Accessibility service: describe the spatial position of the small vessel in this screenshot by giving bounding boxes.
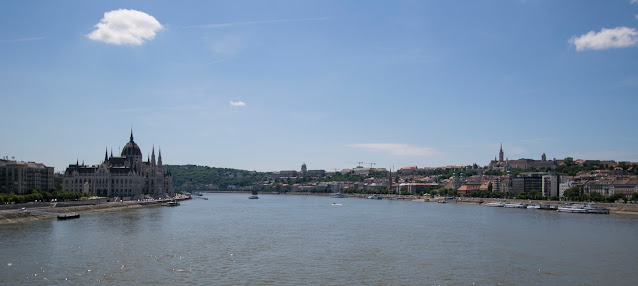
[582,204,610,214]
[165,201,180,207]
[539,204,558,210]
[526,204,541,209]
[331,202,342,206]
[57,213,80,220]
[485,202,505,207]
[248,195,259,199]
[557,204,587,213]
[504,203,527,208]
[437,200,447,203]
[558,204,609,214]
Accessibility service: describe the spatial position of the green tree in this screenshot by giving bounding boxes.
[563,157,574,166]
[563,186,580,200]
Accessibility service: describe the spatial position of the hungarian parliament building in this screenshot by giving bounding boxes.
[63,132,174,199]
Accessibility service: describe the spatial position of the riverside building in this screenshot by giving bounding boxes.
[0,159,55,194]
[62,132,174,199]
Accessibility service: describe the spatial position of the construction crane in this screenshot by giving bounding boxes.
[345,161,365,168]
[368,163,376,169]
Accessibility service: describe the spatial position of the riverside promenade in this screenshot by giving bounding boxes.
[280,192,638,215]
[0,195,191,224]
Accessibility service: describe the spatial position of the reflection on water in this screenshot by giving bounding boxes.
[1,193,637,285]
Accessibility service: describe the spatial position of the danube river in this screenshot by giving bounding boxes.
[1,193,637,285]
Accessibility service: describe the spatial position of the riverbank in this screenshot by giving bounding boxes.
[0,196,191,225]
[278,192,638,215]
[428,196,638,215]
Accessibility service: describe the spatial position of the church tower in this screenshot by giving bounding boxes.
[499,143,504,162]
[301,162,307,175]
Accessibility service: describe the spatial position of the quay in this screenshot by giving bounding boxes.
[0,194,191,224]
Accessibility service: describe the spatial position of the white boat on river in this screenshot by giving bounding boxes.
[486,202,505,207]
[504,203,526,208]
[557,204,609,214]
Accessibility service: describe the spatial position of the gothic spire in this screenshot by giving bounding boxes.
[158,148,163,166]
[105,147,108,163]
[151,145,156,166]
[130,129,134,142]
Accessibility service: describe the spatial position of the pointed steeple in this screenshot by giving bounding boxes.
[151,145,156,166]
[498,142,504,162]
[130,129,134,142]
[105,147,109,163]
[110,148,113,158]
[158,148,163,166]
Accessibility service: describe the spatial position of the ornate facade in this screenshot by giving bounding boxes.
[63,132,173,199]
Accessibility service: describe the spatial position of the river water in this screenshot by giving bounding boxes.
[1,193,637,285]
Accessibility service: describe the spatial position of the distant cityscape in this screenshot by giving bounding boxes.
[2,139,638,202]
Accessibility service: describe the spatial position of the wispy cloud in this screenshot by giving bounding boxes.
[188,17,328,29]
[0,36,46,43]
[88,9,163,46]
[632,0,638,4]
[347,143,440,157]
[229,101,246,107]
[569,27,638,51]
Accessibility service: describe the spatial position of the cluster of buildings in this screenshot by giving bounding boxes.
[272,163,326,178]
[3,140,637,200]
[0,159,55,194]
[453,145,638,198]
[1,132,174,199]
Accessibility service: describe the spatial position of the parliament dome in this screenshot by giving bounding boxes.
[121,132,142,157]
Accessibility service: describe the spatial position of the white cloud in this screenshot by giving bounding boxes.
[569,27,638,51]
[229,101,246,107]
[347,143,440,157]
[88,9,163,46]
[632,0,638,4]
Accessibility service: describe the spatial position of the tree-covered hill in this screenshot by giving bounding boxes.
[164,165,270,190]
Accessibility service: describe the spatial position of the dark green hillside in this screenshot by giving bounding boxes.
[165,165,269,190]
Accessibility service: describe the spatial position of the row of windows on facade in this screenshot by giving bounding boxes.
[65,178,140,184]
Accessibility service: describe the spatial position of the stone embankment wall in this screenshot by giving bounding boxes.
[0,201,156,224]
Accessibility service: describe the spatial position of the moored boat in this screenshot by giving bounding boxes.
[165,201,180,207]
[504,203,527,208]
[57,213,80,220]
[583,204,610,214]
[248,195,259,199]
[539,204,557,210]
[485,202,505,207]
[557,204,587,213]
[526,204,540,209]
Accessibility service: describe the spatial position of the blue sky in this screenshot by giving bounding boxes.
[1,0,638,172]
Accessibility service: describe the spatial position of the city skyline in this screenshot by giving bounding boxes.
[2,1,638,172]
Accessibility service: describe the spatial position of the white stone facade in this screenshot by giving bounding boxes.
[63,132,173,199]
